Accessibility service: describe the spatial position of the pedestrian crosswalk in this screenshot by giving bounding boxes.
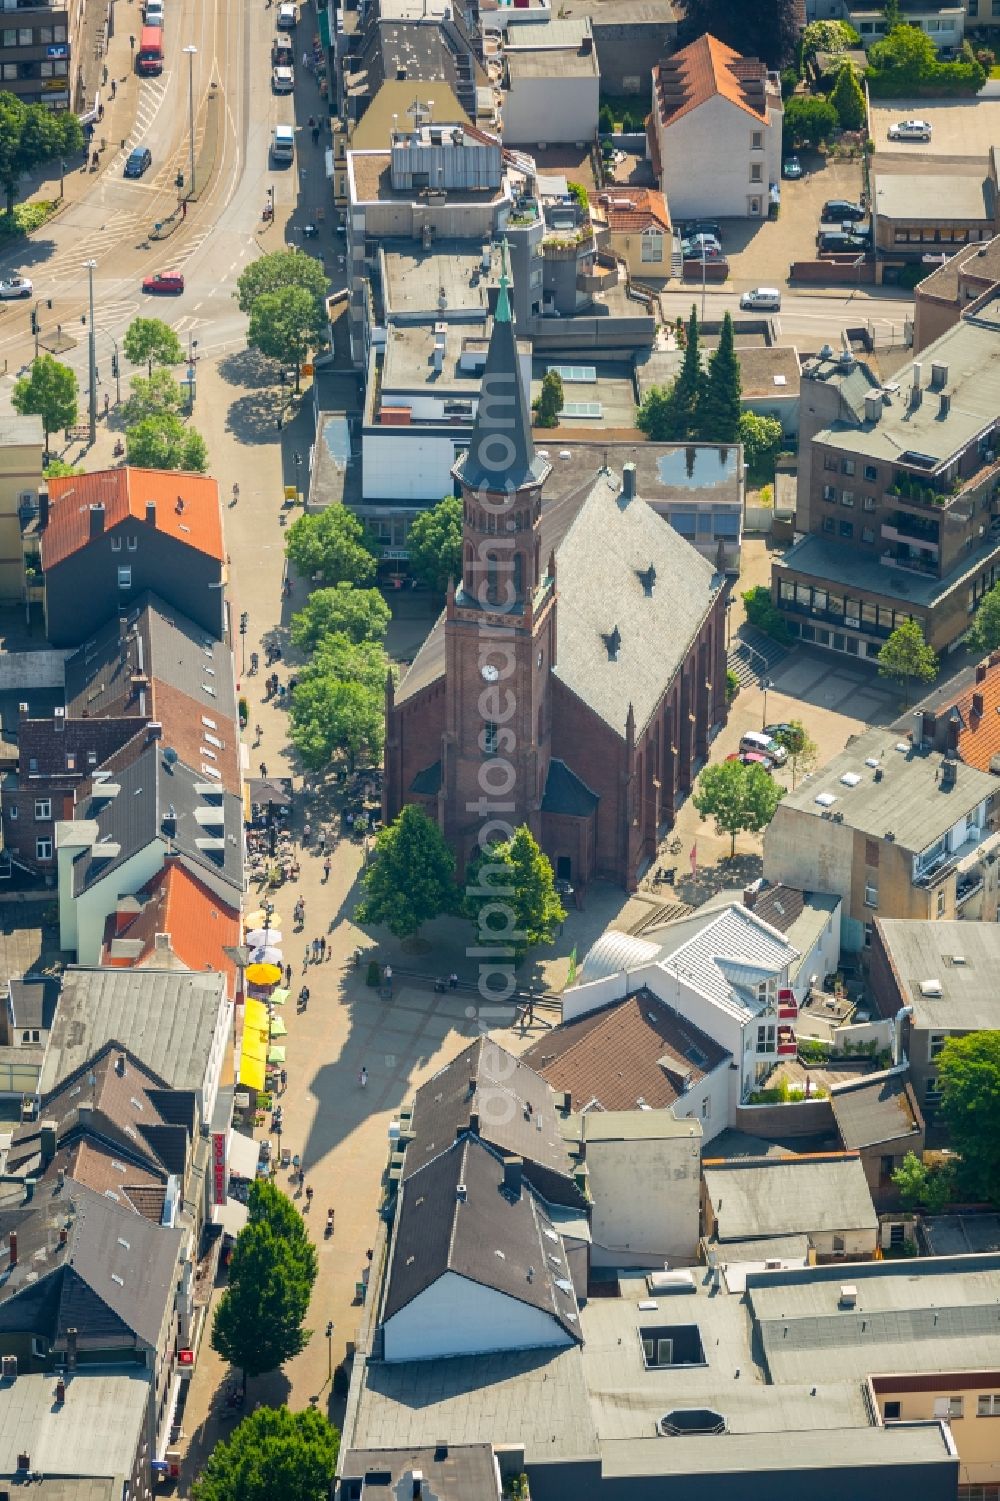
[107,75,172,176]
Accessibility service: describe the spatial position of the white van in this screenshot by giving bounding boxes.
[272,125,295,163]
[739,286,781,311]
[739,729,787,764]
[144,0,164,21]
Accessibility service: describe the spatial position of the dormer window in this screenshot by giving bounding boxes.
[603,626,622,661]
[638,564,656,596]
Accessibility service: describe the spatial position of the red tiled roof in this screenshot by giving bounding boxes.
[944,655,1000,773]
[43,467,224,570]
[102,861,239,992]
[597,187,671,234]
[521,990,729,1111]
[653,33,769,129]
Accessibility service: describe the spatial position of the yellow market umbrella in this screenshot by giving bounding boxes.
[267,1044,286,1064]
[247,962,282,986]
[269,988,289,1006]
[269,1016,288,1037]
[245,909,275,928]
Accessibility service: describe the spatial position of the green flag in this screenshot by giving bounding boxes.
[566,946,578,987]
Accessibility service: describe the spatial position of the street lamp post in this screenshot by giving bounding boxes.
[325,1321,334,1383]
[109,334,121,406]
[59,160,65,199]
[183,45,197,199]
[761,677,774,731]
[84,259,97,446]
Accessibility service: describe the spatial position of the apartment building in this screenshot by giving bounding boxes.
[0,0,77,111]
[914,236,1000,352]
[0,415,42,606]
[774,297,1000,660]
[763,726,1000,953]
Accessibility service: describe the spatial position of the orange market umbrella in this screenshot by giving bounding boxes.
[246,962,282,986]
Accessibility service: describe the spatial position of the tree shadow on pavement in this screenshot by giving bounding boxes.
[673,851,762,907]
[225,389,287,445]
[218,347,277,389]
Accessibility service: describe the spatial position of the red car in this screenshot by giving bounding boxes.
[142,269,184,294]
[726,750,774,771]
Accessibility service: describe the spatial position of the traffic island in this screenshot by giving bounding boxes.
[149,83,222,239]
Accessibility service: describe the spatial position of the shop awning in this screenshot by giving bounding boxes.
[318,5,331,49]
[268,1044,286,1064]
[238,1050,265,1091]
[212,1198,249,1237]
[238,999,270,1089]
[228,1129,260,1180]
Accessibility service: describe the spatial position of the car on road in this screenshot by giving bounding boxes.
[739,286,781,311]
[272,124,295,163]
[0,274,31,299]
[888,118,932,141]
[124,146,152,178]
[272,65,294,92]
[740,729,787,765]
[142,268,184,294]
[272,36,293,64]
[277,2,297,27]
[681,239,723,260]
[782,155,803,179]
[821,198,865,223]
[144,0,164,24]
[726,751,774,771]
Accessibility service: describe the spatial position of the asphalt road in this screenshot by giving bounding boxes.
[0,0,346,402]
[658,283,915,350]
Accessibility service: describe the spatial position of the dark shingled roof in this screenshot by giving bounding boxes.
[829,1070,922,1151]
[540,759,599,818]
[383,1135,581,1342]
[403,1036,585,1208]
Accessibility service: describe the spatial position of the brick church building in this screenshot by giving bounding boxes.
[383,271,728,890]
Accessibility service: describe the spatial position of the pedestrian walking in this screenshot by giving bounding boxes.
[104,393,110,418]
[448,972,458,990]
[318,830,326,854]
[323,855,331,882]
[359,1066,368,1088]
[110,78,117,99]
[383,964,393,984]
[311,124,320,145]
[232,481,239,504]
[259,761,268,779]
[319,936,326,961]
[305,1184,313,1206]
[285,962,292,987]
[280,1067,288,1091]
[255,723,263,747]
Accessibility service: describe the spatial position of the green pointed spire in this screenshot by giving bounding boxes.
[495,238,511,324]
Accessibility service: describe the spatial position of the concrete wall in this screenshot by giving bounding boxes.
[362,428,465,502]
[381,1269,574,1362]
[593,20,676,98]
[656,94,781,221]
[764,808,856,937]
[586,1127,701,1266]
[791,908,841,1003]
[733,1098,835,1138]
[502,72,600,147]
[872,1378,1000,1484]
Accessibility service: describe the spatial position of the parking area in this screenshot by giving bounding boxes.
[870,96,1000,157]
[694,154,865,290]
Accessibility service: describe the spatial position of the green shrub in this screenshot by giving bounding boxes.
[742,584,793,646]
[0,200,57,239]
[725,669,740,705]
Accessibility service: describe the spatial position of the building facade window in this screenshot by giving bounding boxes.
[884,1402,901,1420]
[864,464,878,482]
[751,130,763,150]
[750,163,762,183]
[864,883,878,908]
[35,838,52,861]
[839,520,853,538]
[977,1395,1000,1416]
[118,567,132,589]
[34,799,51,820]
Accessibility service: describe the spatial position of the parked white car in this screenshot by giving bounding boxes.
[888,118,932,141]
[272,65,294,92]
[0,274,32,299]
[739,286,781,311]
[277,2,297,27]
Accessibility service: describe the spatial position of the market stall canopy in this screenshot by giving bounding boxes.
[267,1044,286,1064]
[212,1198,249,1237]
[238,998,270,1090]
[249,947,282,966]
[269,987,289,1006]
[228,1129,261,1180]
[245,909,276,928]
[246,962,282,986]
[246,927,282,947]
[269,1016,288,1037]
[249,777,293,807]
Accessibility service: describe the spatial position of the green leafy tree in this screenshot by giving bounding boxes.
[125,412,208,472]
[244,1180,316,1278]
[671,305,706,441]
[289,673,384,772]
[290,584,390,650]
[463,825,565,958]
[742,583,792,645]
[801,19,862,60]
[11,354,77,447]
[310,632,391,696]
[235,247,328,317]
[882,0,901,26]
[598,102,615,135]
[773,719,818,789]
[783,94,839,147]
[247,285,326,392]
[636,384,679,443]
[869,21,937,79]
[211,1204,316,1392]
[830,62,866,129]
[121,366,183,426]
[285,504,376,587]
[356,804,456,938]
[692,758,786,858]
[967,581,1000,653]
[534,369,564,429]
[192,1406,339,1501]
[406,494,463,593]
[892,1150,955,1213]
[739,410,784,485]
[700,313,742,444]
[123,317,185,379]
[877,618,938,706]
[42,459,82,479]
[0,93,82,213]
[937,1032,1000,1205]
[681,0,801,68]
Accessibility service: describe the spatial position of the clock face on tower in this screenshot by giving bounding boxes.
[481,663,500,682]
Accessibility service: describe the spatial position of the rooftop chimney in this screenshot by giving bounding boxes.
[66,1327,77,1369]
[147,721,163,744]
[145,500,157,526]
[977,660,989,683]
[503,1155,522,1200]
[621,462,637,502]
[39,1119,57,1165]
[55,1377,65,1404]
[412,1475,424,1500]
[973,691,985,717]
[88,503,105,538]
[930,361,948,389]
[9,1231,17,1268]
[468,1110,480,1135]
[39,492,49,529]
[910,363,923,409]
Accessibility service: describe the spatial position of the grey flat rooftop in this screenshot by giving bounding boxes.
[540,440,741,508]
[922,1213,1000,1255]
[503,16,593,49]
[506,46,599,78]
[874,170,993,223]
[351,1345,598,1461]
[776,529,1000,610]
[873,917,1000,1030]
[0,414,43,446]
[749,1257,1000,1384]
[703,1154,876,1241]
[917,234,1000,304]
[772,725,998,855]
[338,1444,499,1501]
[0,1367,150,1477]
[810,296,1000,462]
[40,964,226,1094]
[599,1423,956,1479]
[530,363,637,432]
[381,241,499,320]
[829,1069,921,1150]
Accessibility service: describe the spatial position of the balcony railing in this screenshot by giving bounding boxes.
[914,833,984,887]
[880,522,938,551]
[878,549,939,579]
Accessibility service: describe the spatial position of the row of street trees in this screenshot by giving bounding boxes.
[235,248,329,391]
[356,805,565,954]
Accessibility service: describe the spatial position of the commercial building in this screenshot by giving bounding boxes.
[0,0,76,111]
[774,299,1000,660]
[872,154,997,263]
[648,33,783,221]
[702,1152,879,1260]
[763,726,1000,952]
[501,18,600,147]
[870,916,1000,1120]
[914,235,1000,352]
